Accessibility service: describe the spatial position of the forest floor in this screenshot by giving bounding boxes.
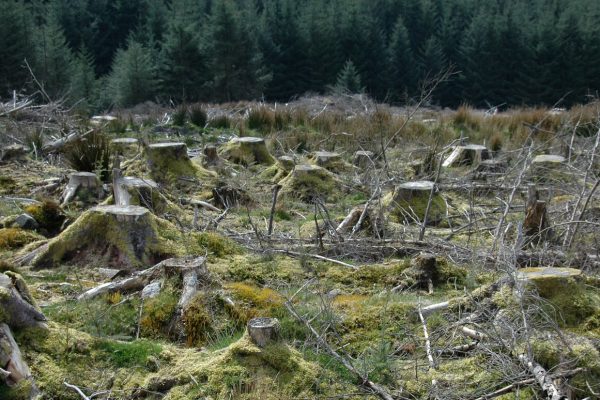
[0,95,599,400]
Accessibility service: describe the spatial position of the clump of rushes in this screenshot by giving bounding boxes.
[209,114,231,129]
[172,104,188,126]
[63,130,111,181]
[247,106,275,133]
[189,103,207,127]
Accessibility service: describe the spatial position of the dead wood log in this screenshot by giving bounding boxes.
[336,206,366,234]
[267,184,282,236]
[0,323,40,397]
[247,317,280,348]
[442,144,490,168]
[0,273,47,330]
[518,354,567,400]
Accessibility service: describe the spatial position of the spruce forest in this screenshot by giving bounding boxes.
[2,0,600,108]
[2,1,600,400]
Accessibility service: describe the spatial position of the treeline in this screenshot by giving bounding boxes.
[1,0,600,111]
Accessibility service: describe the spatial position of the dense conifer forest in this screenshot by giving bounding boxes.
[1,0,600,109]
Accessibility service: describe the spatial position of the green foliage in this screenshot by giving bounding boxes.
[140,283,179,337]
[108,36,156,107]
[0,228,43,250]
[0,0,34,96]
[247,106,275,133]
[94,339,162,368]
[209,114,231,129]
[332,60,363,94]
[24,199,65,235]
[62,131,111,181]
[172,104,188,126]
[196,231,240,258]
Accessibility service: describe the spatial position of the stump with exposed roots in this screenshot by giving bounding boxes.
[389,180,447,225]
[60,172,104,206]
[28,205,183,269]
[247,317,280,347]
[442,144,490,168]
[260,155,296,183]
[219,137,275,166]
[145,142,215,183]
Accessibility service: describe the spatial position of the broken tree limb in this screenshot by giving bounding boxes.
[518,354,566,400]
[267,184,282,236]
[0,323,40,397]
[336,206,365,234]
[418,305,436,369]
[284,300,395,400]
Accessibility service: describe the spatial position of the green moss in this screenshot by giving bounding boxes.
[196,232,241,258]
[219,138,275,166]
[279,165,342,202]
[385,190,447,226]
[0,228,44,250]
[141,281,179,337]
[225,282,285,325]
[23,199,65,235]
[182,292,213,346]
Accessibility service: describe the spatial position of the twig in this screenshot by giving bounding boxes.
[63,381,91,400]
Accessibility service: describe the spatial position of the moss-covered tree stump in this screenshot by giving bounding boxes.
[530,154,567,182]
[279,164,341,202]
[442,144,490,168]
[30,205,183,269]
[202,145,222,167]
[145,142,215,183]
[260,155,296,183]
[311,151,351,172]
[114,176,165,213]
[0,144,28,162]
[110,138,139,157]
[219,137,275,166]
[60,172,104,205]
[389,181,446,225]
[0,323,39,395]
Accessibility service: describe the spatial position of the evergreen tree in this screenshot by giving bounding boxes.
[69,46,97,110]
[388,16,416,100]
[159,23,206,102]
[333,60,363,94]
[35,13,76,99]
[0,0,34,96]
[203,0,271,101]
[108,37,157,107]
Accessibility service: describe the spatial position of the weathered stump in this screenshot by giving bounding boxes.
[202,145,221,167]
[279,164,341,202]
[114,176,165,213]
[247,317,280,348]
[442,144,490,168]
[353,150,376,168]
[145,142,215,183]
[110,138,139,156]
[0,145,28,162]
[220,137,275,166]
[260,155,296,183]
[0,272,47,330]
[392,253,438,293]
[212,182,254,209]
[523,186,550,244]
[30,205,177,269]
[390,181,446,225]
[61,171,104,205]
[530,154,567,182]
[312,151,350,172]
[277,156,295,171]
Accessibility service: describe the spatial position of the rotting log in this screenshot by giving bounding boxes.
[518,354,566,400]
[247,317,280,348]
[336,206,366,234]
[60,171,103,206]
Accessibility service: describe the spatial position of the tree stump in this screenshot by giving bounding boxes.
[220,137,275,166]
[523,186,549,244]
[353,150,376,168]
[475,159,507,174]
[145,142,215,183]
[392,253,438,293]
[530,154,567,182]
[202,145,221,167]
[0,144,28,162]
[110,138,139,156]
[277,156,295,171]
[114,176,165,213]
[442,144,490,168]
[312,151,350,172]
[61,171,104,206]
[0,272,47,330]
[30,205,178,269]
[247,317,280,348]
[390,181,446,225]
[279,164,341,202]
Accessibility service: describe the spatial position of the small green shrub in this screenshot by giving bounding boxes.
[189,103,207,127]
[0,228,43,250]
[24,199,65,235]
